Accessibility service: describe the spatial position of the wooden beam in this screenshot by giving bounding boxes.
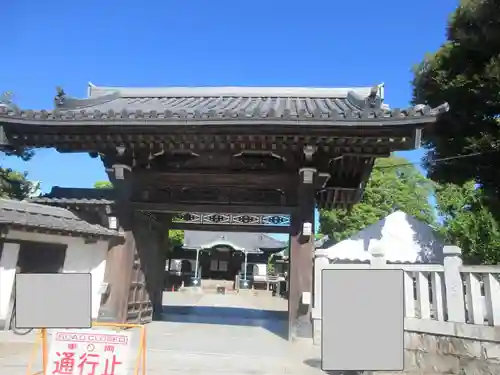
[169,222,291,234]
[133,171,297,188]
[132,202,297,214]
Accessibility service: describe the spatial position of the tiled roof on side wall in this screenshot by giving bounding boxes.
[0,199,120,238]
[29,187,115,205]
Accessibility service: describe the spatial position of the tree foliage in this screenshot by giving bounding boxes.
[168,229,184,248]
[319,155,500,264]
[0,149,39,200]
[435,181,500,265]
[93,181,113,189]
[319,156,435,243]
[412,0,500,214]
[0,168,40,200]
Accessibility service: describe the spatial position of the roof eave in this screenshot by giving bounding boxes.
[0,115,442,128]
[28,198,114,207]
[5,223,122,240]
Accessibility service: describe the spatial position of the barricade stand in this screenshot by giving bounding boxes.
[25,322,147,375]
[25,329,45,375]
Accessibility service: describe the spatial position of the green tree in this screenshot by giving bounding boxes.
[412,0,500,215]
[0,147,39,200]
[0,93,38,200]
[94,181,113,189]
[167,229,184,248]
[0,168,39,200]
[435,181,500,265]
[93,181,184,250]
[319,156,435,243]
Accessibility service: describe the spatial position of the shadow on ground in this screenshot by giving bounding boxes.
[161,305,289,340]
[304,358,368,375]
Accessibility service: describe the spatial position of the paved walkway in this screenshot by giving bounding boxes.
[0,291,325,375]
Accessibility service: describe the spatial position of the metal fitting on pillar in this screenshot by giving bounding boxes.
[112,164,132,180]
[303,145,317,162]
[302,221,313,238]
[299,167,317,184]
[116,145,126,156]
[108,216,118,230]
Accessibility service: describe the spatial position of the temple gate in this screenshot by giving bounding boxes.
[0,84,447,339]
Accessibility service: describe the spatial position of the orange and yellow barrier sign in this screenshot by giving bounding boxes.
[26,322,146,375]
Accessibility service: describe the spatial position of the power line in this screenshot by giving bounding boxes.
[373,150,498,170]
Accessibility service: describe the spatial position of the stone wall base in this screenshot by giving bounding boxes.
[401,331,500,374]
[311,320,500,374]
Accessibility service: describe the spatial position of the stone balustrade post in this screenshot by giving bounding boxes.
[443,245,465,323]
[369,241,387,267]
[312,249,330,346]
[313,249,330,312]
[483,272,500,326]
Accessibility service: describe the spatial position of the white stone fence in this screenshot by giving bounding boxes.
[312,245,500,343]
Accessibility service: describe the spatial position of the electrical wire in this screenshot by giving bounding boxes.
[373,149,499,170]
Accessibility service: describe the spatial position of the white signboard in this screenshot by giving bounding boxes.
[48,328,135,375]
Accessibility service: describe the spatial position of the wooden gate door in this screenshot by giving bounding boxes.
[126,250,153,324]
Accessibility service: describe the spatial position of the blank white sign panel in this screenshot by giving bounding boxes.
[321,269,404,372]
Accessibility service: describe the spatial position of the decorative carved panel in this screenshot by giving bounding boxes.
[172,212,291,227]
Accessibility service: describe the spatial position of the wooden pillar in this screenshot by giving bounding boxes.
[152,215,171,320]
[99,163,135,324]
[288,167,316,340]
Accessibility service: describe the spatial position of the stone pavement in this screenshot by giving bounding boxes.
[0,291,326,375]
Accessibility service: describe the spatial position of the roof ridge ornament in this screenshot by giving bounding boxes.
[87,82,96,98]
[346,84,384,110]
[377,82,385,100]
[0,91,19,112]
[368,85,378,99]
[54,86,66,107]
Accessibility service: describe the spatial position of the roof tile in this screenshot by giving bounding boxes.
[183,231,286,250]
[30,187,115,205]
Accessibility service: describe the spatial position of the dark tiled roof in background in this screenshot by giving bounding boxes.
[0,84,449,123]
[314,235,331,249]
[0,199,119,238]
[183,231,287,251]
[29,187,115,205]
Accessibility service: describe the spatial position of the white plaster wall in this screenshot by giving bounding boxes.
[5,230,109,320]
[62,239,108,319]
[0,242,20,322]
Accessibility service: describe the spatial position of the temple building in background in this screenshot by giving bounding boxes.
[167,231,286,287]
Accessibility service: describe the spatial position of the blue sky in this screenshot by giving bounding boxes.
[2,0,458,239]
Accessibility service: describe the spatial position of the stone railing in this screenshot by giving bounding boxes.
[313,245,500,328]
[312,245,500,374]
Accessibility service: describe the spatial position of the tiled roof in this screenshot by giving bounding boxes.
[314,235,331,248]
[0,198,119,238]
[183,231,287,251]
[30,187,115,205]
[0,84,449,125]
